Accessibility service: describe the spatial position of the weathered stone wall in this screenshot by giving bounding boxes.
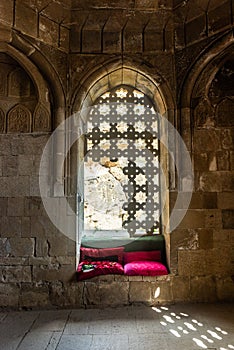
[0,0,233,308]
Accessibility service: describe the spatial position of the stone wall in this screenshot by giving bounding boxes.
[0,0,233,309]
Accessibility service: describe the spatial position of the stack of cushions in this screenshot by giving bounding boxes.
[77,245,168,281]
[77,247,124,281]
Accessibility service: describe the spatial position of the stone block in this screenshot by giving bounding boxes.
[0,216,21,237]
[30,216,57,238]
[55,256,75,266]
[103,31,122,53]
[39,15,59,46]
[96,275,115,283]
[20,283,50,308]
[2,266,31,283]
[177,210,205,229]
[0,198,7,216]
[190,276,217,302]
[0,283,20,307]
[186,14,206,44]
[33,264,75,283]
[0,156,2,176]
[0,136,11,156]
[7,197,24,216]
[10,136,25,155]
[36,238,48,257]
[123,30,142,52]
[171,229,199,252]
[178,250,206,276]
[63,282,84,307]
[198,172,222,192]
[15,2,37,37]
[0,176,30,197]
[2,156,18,176]
[30,176,40,196]
[18,155,34,175]
[198,228,213,249]
[0,0,13,26]
[218,192,234,209]
[84,281,129,307]
[204,209,222,229]
[144,30,163,52]
[208,1,231,34]
[222,209,234,229]
[70,24,82,52]
[21,217,31,237]
[48,235,68,256]
[129,281,152,303]
[129,276,143,281]
[0,256,29,265]
[171,276,190,302]
[114,275,129,282]
[202,192,217,209]
[213,229,230,245]
[216,276,234,301]
[23,134,49,155]
[0,238,11,256]
[8,237,34,257]
[49,280,84,307]
[24,197,44,216]
[152,280,173,304]
[82,29,102,53]
[143,276,158,282]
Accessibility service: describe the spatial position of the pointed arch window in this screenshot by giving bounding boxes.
[82,85,161,238]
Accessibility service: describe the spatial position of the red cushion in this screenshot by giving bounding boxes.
[77,260,124,281]
[123,250,161,264]
[124,261,168,276]
[80,247,124,264]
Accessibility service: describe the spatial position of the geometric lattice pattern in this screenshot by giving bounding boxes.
[86,86,160,236]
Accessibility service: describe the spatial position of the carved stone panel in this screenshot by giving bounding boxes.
[194,98,214,128]
[33,104,51,132]
[8,68,31,97]
[7,105,31,133]
[0,108,5,132]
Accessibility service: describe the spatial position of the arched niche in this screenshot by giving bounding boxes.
[0,51,50,133]
[0,36,66,193]
[69,59,176,269]
[71,58,175,116]
[179,32,234,150]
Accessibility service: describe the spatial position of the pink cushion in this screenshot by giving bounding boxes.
[80,247,124,264]
[77,260,124,281]
[123,250,161,264]
[124,261,168,276]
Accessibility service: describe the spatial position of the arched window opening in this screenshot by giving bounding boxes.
[80,85,161,240]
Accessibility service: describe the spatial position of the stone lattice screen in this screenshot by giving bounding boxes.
[84,86,161,237]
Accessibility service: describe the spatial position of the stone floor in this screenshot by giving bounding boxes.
[0,303,233,350]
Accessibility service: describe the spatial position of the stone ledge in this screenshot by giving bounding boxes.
[0,273,233,310]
